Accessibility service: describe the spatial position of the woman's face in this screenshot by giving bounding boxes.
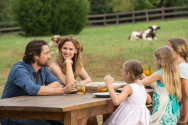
[61,41,78,60]
[153,55,160,70]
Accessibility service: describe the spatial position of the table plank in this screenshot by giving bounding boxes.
[0,110,64,120]
[0,93,113,112]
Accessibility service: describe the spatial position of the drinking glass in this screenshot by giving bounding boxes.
[76,83,86,95]
[98,84,107,92]
[142,64,151,76]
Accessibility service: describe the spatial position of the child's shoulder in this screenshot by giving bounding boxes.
[178,62,188,69]
[156,69,162,76]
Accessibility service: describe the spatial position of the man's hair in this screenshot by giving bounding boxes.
[23,39,48,64]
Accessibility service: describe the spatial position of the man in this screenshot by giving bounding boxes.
[1,39,75,125]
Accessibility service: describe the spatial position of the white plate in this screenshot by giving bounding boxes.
[93,92,119,97]
[117,88,123,92]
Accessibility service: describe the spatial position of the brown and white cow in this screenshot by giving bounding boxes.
[49,35,62,54]
[129,25,160,41]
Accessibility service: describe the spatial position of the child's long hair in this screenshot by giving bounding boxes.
[53,36,83,77]
[123,60,143,83]
[154,46,181,101]
[167,38,188,63]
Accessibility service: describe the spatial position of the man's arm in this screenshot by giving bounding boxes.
[37,82,76,95]
[46,81,62,88]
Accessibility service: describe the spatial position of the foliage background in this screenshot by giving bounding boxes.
[12,0,89,36]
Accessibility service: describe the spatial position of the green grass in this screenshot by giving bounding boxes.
[0,19,188,97]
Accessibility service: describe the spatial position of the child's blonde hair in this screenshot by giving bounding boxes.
[154,46,181,101]
[167,38,188,63]
[123,60,143,83]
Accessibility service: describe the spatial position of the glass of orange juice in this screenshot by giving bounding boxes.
[98,84,107,92]
[142,64,151,76]
[76,83,86,95]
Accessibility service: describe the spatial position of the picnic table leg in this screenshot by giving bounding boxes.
[103,113,112,122]
[64,111,77,125]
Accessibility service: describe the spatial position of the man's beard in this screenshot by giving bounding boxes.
[37,59,49,67]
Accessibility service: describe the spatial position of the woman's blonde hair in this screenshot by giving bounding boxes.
[53,35,83,77]
[154,46,181,101]
[167,38,188,63]
[123,60,143,83]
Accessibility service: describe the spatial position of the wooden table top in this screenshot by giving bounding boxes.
[0,93,113,113]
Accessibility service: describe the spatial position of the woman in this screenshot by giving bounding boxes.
[48,35,92,85]
[48,35,97,125]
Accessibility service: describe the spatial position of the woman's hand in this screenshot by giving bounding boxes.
[104,75,114,86]
[64,59,73,65]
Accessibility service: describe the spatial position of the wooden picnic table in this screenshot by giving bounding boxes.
[0,93,117,125]
[0,82,153,125]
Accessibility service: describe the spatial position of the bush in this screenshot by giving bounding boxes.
[13,0,89,36]
[0,0,15,22]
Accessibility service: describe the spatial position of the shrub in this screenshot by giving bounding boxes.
[13,0,89,36]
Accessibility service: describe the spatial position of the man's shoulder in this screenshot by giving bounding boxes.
[12,61,27,69]
[11,61,31,73]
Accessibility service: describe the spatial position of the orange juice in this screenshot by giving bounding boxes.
[142,64,151,76]
[98,85,107,92]
[143,70,151,76]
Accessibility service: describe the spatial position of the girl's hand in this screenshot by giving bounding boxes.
[104,75,114,86]
[177,118,187,124]
[64,59,73,65]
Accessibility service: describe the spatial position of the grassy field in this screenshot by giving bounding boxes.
[0,19,188,124]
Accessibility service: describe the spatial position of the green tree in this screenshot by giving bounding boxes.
[108,0,133,13]
[88,0,112,14]
[164,0,188,7]
[130,0,161,10]
[0,0,15,22]
[13,0,89,36]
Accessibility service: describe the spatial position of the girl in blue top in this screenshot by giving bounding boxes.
[140,46,181,125]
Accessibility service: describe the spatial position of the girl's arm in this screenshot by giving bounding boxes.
[104,75,132,106]
[146,92,152,104]
[48,63,67,85]
[140,72,160,89]
[79,67,92,84]
[181,78,188,123]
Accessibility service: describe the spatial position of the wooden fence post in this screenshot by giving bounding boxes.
[162,7,164,20]
[132,11,135,23]
[104,13,106,27]
[146,11,149,21]
[0,22,1,37]
[116,14,119,25]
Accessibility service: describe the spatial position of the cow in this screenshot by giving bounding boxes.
[49,35,62,54]
[129,25,160,41]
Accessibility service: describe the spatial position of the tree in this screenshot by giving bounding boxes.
[108,0,133,13]
[130,0,161,10]
[0,0,15,22]
[88,0,112,14]
[13,0,89,36]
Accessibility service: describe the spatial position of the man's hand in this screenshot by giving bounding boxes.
[63,81,76,94]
